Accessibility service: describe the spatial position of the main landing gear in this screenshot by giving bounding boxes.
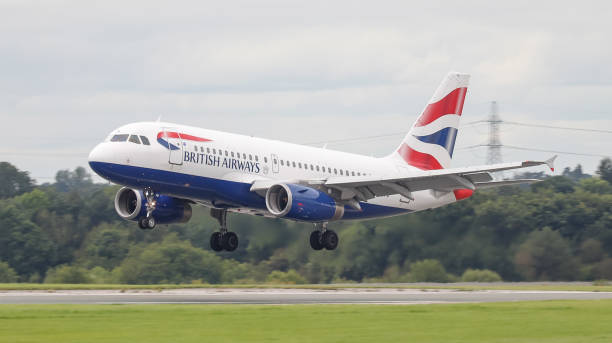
[138,187,158,230]
[310,222,338,251]
[209,209,239,252]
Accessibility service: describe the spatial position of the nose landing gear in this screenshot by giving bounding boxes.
[209,209,239,252]
[138,187,158,230]
[310,222,338,251]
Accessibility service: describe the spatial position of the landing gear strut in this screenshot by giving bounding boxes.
[139,187,158,230]
[209,209,239,252]
[310,222,338,250]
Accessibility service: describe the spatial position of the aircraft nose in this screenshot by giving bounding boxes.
[88,143,114,178]
[88,143,106,163]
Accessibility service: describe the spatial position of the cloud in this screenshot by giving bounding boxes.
[0,0,610,181]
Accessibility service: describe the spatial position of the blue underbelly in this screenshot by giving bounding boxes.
[89,161,409,220]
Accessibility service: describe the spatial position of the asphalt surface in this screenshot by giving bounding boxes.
[2,288,612,305]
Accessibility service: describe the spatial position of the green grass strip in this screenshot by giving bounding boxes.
[0,300,611,342]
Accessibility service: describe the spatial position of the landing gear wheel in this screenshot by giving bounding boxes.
[222,232,239,252]
[322,230,338,250]
[309,231,324,250]
[210,232,223,252]
[138,218,148,230]
[138,217,156,230]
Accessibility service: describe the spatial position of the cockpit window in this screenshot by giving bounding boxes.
[140,136,150,145]
[111,134,129,142]
[128,135,141,144]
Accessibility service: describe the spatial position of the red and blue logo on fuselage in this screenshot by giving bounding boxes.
[157,131,212,150]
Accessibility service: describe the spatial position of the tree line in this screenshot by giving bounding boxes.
[0,159,611,284]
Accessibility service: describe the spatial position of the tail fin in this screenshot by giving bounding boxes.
[392,72,469,170]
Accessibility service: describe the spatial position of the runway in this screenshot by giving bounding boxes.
[2,288,612,305]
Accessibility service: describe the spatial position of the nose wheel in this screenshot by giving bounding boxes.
[310,222,338,250]
[209,209,239,252]
[138,216,156,230]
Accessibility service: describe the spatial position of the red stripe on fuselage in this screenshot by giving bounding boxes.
[397,144,443,170]
[156,132,212,142]
[415,87,467,127]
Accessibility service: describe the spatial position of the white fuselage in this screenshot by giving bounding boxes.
[88,121,458,221]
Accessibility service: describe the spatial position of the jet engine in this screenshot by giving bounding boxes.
[114,187,192,224]
[265,183,344,222]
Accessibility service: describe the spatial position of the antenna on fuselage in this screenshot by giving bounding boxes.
[156,115,163,122]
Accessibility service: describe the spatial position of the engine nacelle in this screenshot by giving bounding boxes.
[265,183,344,222]
[114,187,192,224]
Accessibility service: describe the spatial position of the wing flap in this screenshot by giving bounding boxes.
[463,172,494,183]
[475,179,541,189]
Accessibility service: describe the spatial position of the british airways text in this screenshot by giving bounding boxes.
[183,152,261,173]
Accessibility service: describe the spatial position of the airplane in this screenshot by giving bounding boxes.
[88,72,555,252]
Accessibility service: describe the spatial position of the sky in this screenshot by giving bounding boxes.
[1,0,611,183]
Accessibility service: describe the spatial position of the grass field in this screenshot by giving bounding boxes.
[1,282,612,292]
[1,300,611,342]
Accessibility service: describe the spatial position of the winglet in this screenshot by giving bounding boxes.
[545,155,557,172]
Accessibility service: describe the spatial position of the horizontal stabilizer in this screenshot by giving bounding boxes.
[546,155,557,172]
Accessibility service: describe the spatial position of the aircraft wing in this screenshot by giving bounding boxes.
[322,156,556,201]
[250,156,555,208]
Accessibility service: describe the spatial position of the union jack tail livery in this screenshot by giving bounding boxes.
[394,72,469,170]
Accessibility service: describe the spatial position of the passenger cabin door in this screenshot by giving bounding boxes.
[162,128,184,165]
